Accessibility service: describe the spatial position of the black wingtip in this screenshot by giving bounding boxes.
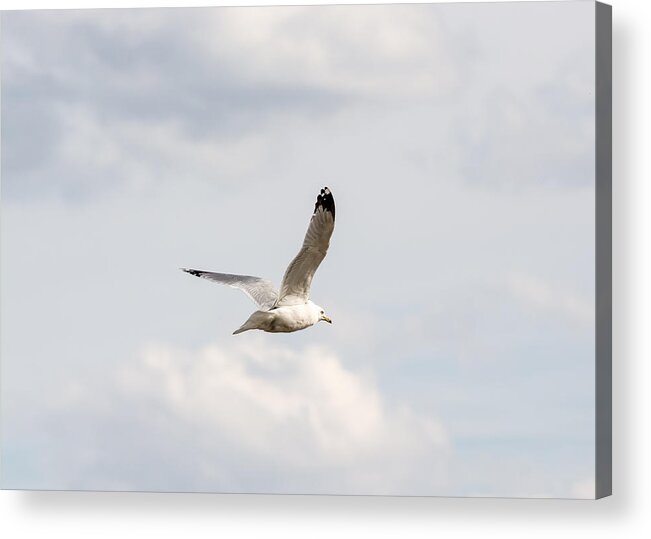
[314,186,335,219]
[182,268,202,277]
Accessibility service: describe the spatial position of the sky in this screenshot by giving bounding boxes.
[1,2,596,497]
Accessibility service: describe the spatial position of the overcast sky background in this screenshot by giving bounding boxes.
[1,2,596,497]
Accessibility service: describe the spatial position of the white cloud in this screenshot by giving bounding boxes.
[4,7,458,102]
[194,6,458,98]
[0,338,449,494]
[101,339,450,494]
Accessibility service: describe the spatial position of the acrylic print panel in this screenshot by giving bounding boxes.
[0,2,611,498]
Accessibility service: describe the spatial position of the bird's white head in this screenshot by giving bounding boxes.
[312,303,332,324]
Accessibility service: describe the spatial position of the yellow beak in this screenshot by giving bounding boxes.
[322,315,332,324]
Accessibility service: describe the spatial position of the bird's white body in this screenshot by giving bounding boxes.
[233,301,327,334]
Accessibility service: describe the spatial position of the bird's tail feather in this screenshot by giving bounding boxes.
[233,311,272,335]
[233,324,253,335]
[233,323,254,335]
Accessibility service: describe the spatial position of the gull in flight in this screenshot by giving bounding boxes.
[182,187,335,335]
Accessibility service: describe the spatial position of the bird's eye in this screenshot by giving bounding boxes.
[321,310,324,315]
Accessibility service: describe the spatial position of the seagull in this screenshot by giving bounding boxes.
[182,187,335,335]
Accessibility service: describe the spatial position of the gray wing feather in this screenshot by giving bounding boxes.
[182,269,278,311]
[276,187,335,306]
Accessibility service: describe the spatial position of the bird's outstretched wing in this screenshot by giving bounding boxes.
[276,187,335,307]
[181,269,278,311]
